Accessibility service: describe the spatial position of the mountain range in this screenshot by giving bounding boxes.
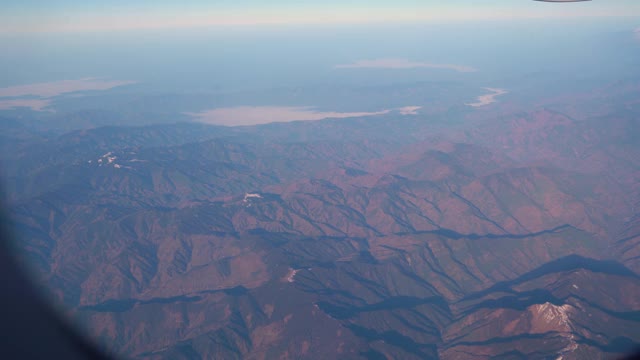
[2,80,640,359]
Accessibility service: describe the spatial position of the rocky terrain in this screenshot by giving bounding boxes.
[2,81,640,359]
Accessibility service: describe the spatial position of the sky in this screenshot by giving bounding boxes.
[0,0,638,94]
[2,0,640,33]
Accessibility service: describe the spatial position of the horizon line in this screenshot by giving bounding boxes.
[1,9,638,34]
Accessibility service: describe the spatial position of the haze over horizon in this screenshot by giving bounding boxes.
[2,0,640,33]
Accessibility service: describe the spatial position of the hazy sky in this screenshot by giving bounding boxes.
[2,0,640,33]
[0,1,638,91]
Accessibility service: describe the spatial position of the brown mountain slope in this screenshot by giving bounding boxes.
[4,88,640,359]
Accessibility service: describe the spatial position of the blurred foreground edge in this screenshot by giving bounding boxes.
[0,192,112,359]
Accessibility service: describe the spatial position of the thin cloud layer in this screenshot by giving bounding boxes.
[188,106,420,126]
[0,78,136,98]
[398,106,422,115]
[635,27,640,41]
[335,59,476,73]
[189,106,389,126]
[0,99,51,111]
[0,78,136,111]
[466,88,508,107]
